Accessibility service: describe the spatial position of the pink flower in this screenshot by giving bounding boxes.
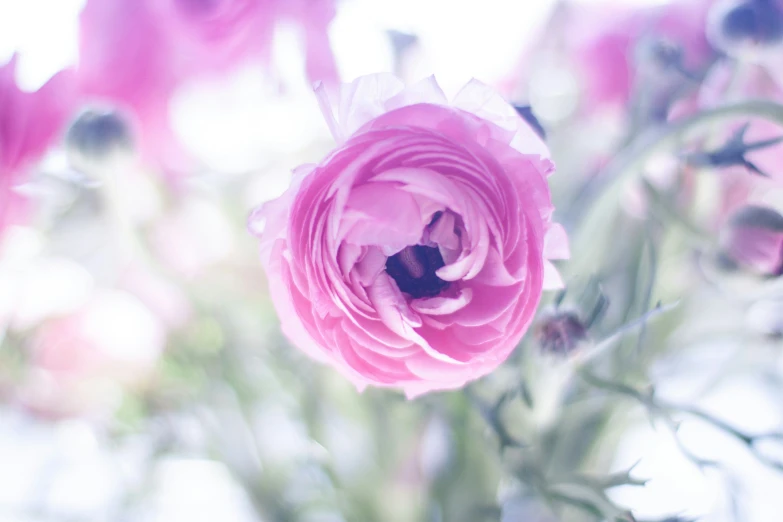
[76,0,339,178]
[514,0,714,119]
[148,0,278,74]
[77,0,191,179]
[250,74,568,397]
[0,56,75,235]
[148,0,338,84]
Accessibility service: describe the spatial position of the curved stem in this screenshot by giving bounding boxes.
[565,99,783,229]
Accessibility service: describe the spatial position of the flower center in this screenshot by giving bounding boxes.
[385,245,450,298]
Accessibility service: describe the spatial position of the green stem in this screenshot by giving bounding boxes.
[566,100,783,229]
[604,100,783,187]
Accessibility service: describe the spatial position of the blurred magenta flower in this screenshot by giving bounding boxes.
[516,0,714,121]
[251,74,568,398]
[18,290,165,419]
[719,205,783,276]
[0,56,75,235]
[77,0,193,179]
[77,0,339,179]
[149,0,278,75]
[151,0,338,84]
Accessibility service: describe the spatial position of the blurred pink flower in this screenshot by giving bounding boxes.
[18,290,166,419]
[77,0,339,179]
[277,0,340,86]
[0,56,75,234]
[148,0,277,75]
[513,0,714,119]
[251,74,568,398]
[149,0,338,84]
[77,0,192,180]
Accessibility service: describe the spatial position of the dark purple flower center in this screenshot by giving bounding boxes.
[385,245,449,298]
[536,312,588,355]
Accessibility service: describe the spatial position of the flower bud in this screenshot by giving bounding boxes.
[65,108,134,173]
[535,310,588,355]
[718,205,783,277]
[707,0,783,60]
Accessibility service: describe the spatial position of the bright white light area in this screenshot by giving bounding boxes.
[170,58,325,174]
[0,0,84,90]
[333,0,558,95]
[570,0,673,4]
[146,458,257,522]
[610,374,783,521]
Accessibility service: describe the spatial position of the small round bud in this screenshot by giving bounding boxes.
[718,205,783,277]
[535,311,589,355]
[708,0,783,60]
[65,108,134,173]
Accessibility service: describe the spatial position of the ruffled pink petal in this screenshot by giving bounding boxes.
[451,78,549,158]
[470,247,519,286]
[338,73,406,138]
[543,223,570,260]
[385,75,449,112]
[367,273,464,365]
[366,272,423,333]
[314,81,344,143]
[410,288,473,316]
[353,245,387,286]
[426,211,460,250]
[339,182,425,255]
[543,260,565,290]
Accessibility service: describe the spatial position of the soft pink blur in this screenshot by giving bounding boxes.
[697,60,783,219]
[18,290,166,419]
[511,0,714,116]
[252,74,568,398]
[76,0,339,181]
[0,56,76,235]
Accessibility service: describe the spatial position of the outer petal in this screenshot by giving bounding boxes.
[0,57,77,233]
[452,78,549,158]
[544,223,570,260]
[543,260,565,290]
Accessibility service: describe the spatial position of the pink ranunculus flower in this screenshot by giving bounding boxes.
[250,74,569,398]
[0,56,75,235]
